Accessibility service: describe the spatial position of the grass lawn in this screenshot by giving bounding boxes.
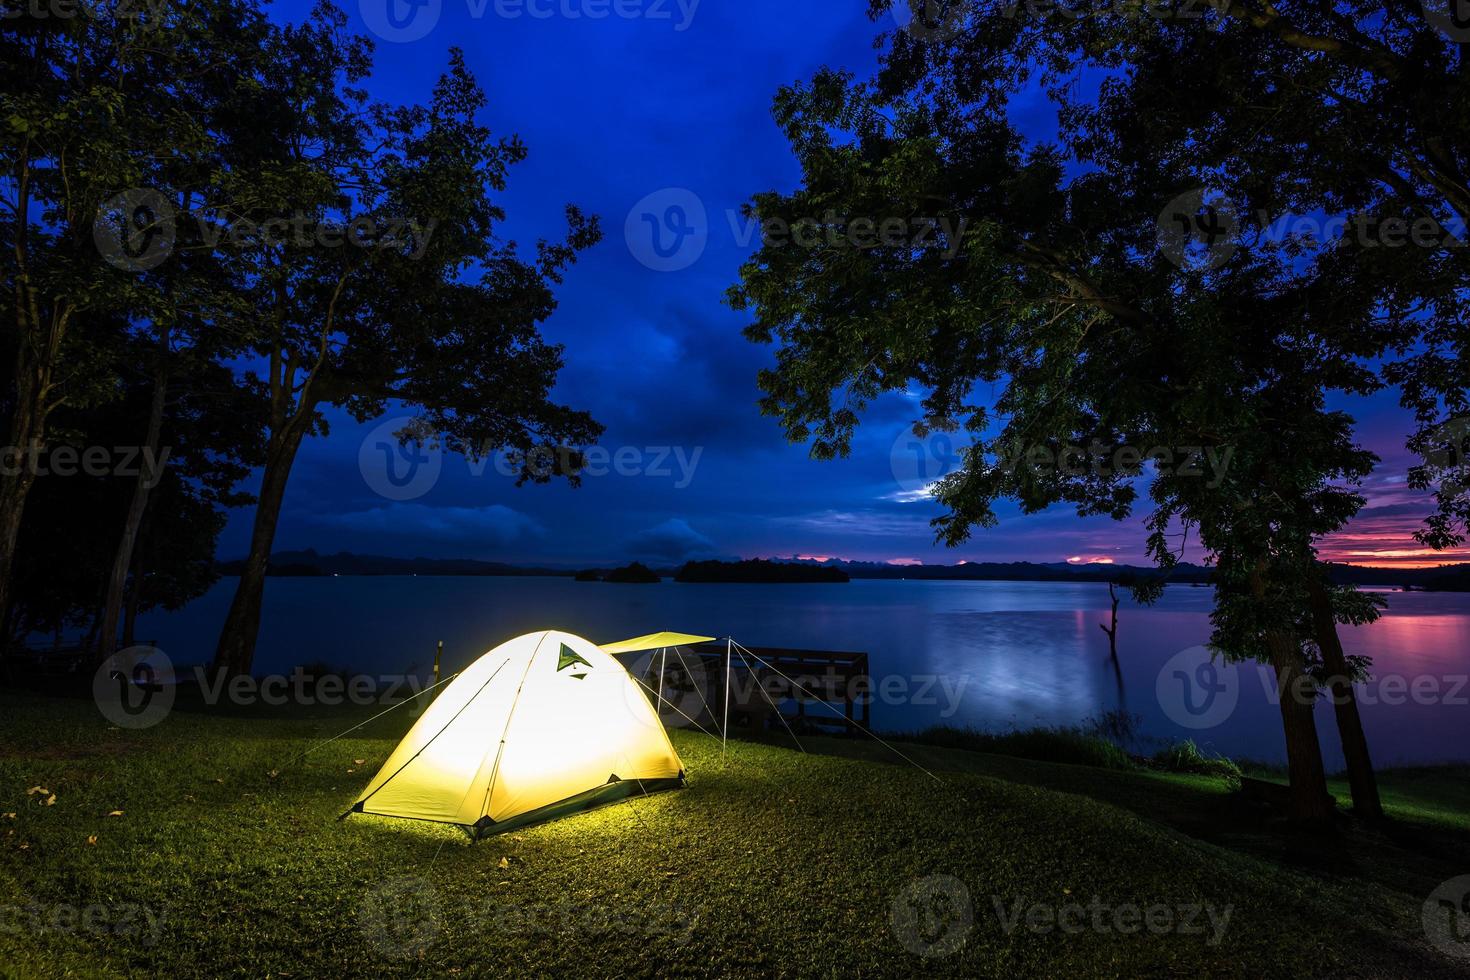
[1,689,1467,978]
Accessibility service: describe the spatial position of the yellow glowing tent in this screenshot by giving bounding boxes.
[343,630,684,837]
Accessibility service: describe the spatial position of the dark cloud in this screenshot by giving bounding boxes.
[317,504,543,545]
[622,518,719,563]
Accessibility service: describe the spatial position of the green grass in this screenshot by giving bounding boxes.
[1150,740,1243,779]
[1,690,1468,978]
[905,724,1136,771]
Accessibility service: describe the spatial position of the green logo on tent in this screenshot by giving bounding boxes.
[557,643,592,678]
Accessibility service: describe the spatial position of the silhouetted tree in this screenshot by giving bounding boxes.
[207,10,601,675]
[2,0,271,646]
[730,1,1467,823]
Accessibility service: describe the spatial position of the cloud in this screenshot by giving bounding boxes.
[317,504,543,545]
[623,518,717,563]
[882,483,941,504]
[781,509,938,537]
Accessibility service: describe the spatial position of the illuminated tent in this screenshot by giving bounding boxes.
[343,630,684,837]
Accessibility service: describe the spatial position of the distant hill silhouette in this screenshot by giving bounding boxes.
[214,549,1470,590]
[214,549,564,578]
[676,559,849,584]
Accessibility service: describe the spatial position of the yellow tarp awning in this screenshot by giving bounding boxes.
[600,631,718,655]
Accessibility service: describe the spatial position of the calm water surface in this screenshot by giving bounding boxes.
[135,577,1470,768]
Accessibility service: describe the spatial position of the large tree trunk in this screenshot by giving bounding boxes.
[1252,565,1336,827]
[1264,628,1337,826]
[122,556,143,648]
[0,362,46,642]
[211,416,311,677]
[121,488,155,648]
[0,468,36,643]
[1308,576,1384,821]
[97,337,169,659]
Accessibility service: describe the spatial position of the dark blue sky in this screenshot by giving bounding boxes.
[229,0,1456,569]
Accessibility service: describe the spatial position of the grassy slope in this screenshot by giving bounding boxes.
[0,691,1466,979]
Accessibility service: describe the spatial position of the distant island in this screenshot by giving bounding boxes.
[214,549,1470,591]
[603,562,661,584]
[675,559,849,584]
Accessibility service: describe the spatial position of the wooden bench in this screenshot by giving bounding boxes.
[1238,776,1338,813]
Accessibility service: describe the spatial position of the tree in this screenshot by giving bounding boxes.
[5,360,253,646]
[1099,582,1119,659]
[2,0,268,643]
[205,8,601,675]
[727,2,1466,824]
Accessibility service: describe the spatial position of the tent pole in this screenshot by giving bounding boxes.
[722,638,732,756]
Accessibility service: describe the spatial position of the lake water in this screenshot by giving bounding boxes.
[133,576,1470,769]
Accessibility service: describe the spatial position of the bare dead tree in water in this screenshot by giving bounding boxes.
[1099,581,1120,662]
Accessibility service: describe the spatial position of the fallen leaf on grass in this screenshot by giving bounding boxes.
[353,759,365,766]
[2,813,14,820]
[25,786,48,796]
[43,794,56,807]
[86,836,98,846]
[268,771,279,780]
[107,811,124,818]
[498,857,510,869]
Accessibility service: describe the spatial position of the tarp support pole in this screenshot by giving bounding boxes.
[722,638,732,756]
[656,648,666,719]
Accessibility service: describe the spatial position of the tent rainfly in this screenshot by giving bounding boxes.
[343,630,685,837]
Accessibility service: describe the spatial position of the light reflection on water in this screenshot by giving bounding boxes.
[136,577,1470,768]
